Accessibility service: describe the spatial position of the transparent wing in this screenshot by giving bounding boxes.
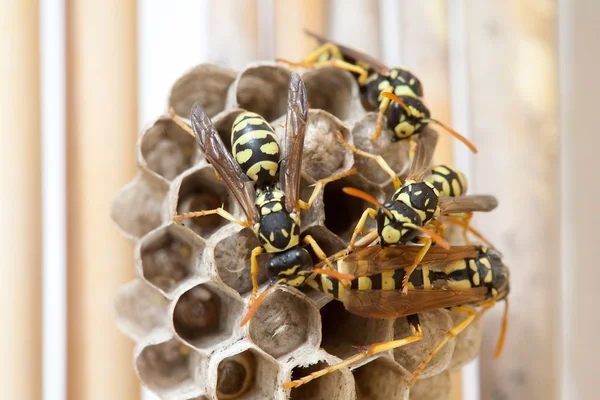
[438,195,498,215]
[406,137,431,182]
[280,72,309,213]
[190,103,259,224]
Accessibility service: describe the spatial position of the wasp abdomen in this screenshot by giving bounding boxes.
[231,112,280,184]
[427,165,468,197]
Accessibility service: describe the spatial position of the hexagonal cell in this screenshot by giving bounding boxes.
[408,370,451,400]
[393,310,456,380]
[115,279,170,342]
[320,300,393,361]
[354,357,410,400]
[447,309,484,370]
[173,282,244,351]
[169,64,237,118]
[303,67,355,120]
[111,171,169,239]
[139,223,205,295]
[140,117,199,181]
[136,339,204,398]
[322,174,383,242]
[176,166,238,238]
[298,174,325,230]
[235,63,292,122]
[248,286,320,359]
[288,355,355,400]
[213,226,269,295]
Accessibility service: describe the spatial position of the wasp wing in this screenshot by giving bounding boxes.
[405,136,432,182]
[190,103,259,224]
[342,287,489,319]
[438,195,498,215]
[280,72,309,214]
[329,245,482,277]
[304,30,391,76]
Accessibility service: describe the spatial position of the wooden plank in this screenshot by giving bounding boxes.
[209,0,259,68]
[274,0,326,61]
[559,1,600,399]
[328,0,381,55]
[0,1,42,399]
[66,0,139,398]
[463,2,560,399]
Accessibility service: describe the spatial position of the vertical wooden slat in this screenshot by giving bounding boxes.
[0,1,42,399]
[328,0,380,55]
[273,0,327,61]
[398,1,453,165]
[559,1,600,399]
[209,0,259,69]
[464,1,560,399]
[66,0,139,399]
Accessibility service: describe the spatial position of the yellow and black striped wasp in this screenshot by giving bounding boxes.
[242,236,509,388]
[335,133,497,293]
[279,31,476,152]
[170,72,354,304]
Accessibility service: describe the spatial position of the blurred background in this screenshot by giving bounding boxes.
[1,0,598,399]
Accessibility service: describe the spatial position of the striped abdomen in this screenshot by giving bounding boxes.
[231,112,280,184]
[426,165,468,198]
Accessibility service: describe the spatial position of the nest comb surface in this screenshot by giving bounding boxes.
[112,62,484,400]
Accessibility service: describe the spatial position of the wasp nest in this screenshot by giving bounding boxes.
[113,63,483,399]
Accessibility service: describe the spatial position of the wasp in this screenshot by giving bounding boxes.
[170,72,355,304]
[242,239,509,388]
[333,133,497,293]
[278,31,477,152]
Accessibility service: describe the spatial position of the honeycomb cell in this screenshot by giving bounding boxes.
[111,171,168,239]
[176,165,239,239]
[448,309,484,370]
[139,223,205,296]
[288,352,355,400]
[115,279,170,342]
[408,370,451,400]
[322,174,383,242]
[169,63,237,118]
[140,117,199,181]
[298,174,325,230]
[235,63,292,122]
[136,339,204,398]
[320,300,393,362]
[211,225,269,295]
[302,66,355,121]
[173,282,244,351]
[248,286,320,359]
[354,357,410,400]
[209,347,279,400]
[393,310,456,380]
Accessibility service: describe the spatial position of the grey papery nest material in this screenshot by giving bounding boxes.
[112,62,483,400]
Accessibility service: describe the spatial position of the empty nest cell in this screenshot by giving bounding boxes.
[173,282,244,351]
[141,118,199,181]
[139,223,204,294]
[288,358,353,400]
[302,67,355,121]
[248,287,320,359]
[409,370,451,400]
[354,357,410,400]
[235,64,292,122]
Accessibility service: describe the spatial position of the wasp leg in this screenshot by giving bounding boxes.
[408,306,476,386]
[299,168,358,210]
[347,208,379,251]
[169,107,194,137]
[249,246,265,304]
[174,207,249,227]
[277,42,343,67]
[444,213,495,248]
[284,314,423,389]
[303,235,335,270]
[370,86,394,143]
[333,130,402,190]
[401,237,433,295]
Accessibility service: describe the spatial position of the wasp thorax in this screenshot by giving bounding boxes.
[392,181,440,225]
[388,68,424,98]
[385,96,431,140]
[231,111,280,184]
[266,248,313,283]
[427,165,468,198]
[254,188,300,253]
[377,201,422,246]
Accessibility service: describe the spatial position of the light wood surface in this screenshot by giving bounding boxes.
[66,0,139,398]
[464,1,560,399]
[0,1,42,399]
[274,0,326,61]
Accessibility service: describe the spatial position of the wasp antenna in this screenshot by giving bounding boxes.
[405,224,450,250]
[381,91,411,115]
[421,118,478,154]
[169,107,195,138]
[311,268,355,282]
[494,299,509,358]
[239,280,281,327]
[342,187,393,219]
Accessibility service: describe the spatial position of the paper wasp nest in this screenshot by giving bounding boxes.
[113,63,483,400]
